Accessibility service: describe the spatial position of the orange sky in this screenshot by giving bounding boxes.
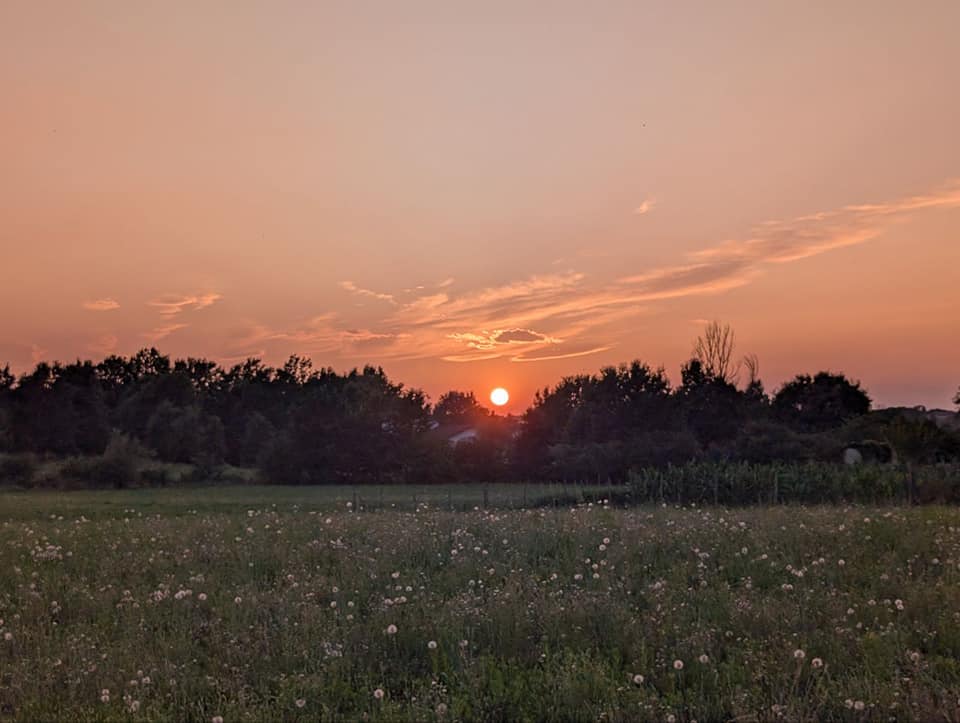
[2,1,959,412]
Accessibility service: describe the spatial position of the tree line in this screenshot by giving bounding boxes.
[0,323,958,489]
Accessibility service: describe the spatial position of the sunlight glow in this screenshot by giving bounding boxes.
[490,387,509,406]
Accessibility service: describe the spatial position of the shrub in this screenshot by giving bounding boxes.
[0,454,38,485]
[257,432,303,484]
[60,432,144,488]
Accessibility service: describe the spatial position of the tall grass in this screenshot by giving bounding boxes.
[1,490,959,720]
[627,461,960,505]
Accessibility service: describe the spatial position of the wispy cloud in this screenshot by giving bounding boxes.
[511,345,613,363]
[148,293,222,316]
[393,181,960,363]
[218,180,960,368]
[87,334,118,355]
[448,328,562,351]
[633,198,656,215]
[83,298,120,311]
[340,281,396,304]
[226,314,408,359]
[143,323,188,342]
[621,180,960,293]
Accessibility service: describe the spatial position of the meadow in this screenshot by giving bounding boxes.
[1,488,960,721]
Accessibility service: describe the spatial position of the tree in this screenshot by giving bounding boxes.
[173,357,224,393]
[433,391,485,423]
[884,416,959,503]
[678,358,744,447]
[693,321,740,384]
[0,364,14,392]
[954,386,960,409]
[145,402,224,466]
[276,355,315,387]
[0,364,13,452]
[9,360,110,455]
[773,372,871,432]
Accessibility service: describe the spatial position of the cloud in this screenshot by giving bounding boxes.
[396,181,960,363]
[87,334,118,355]
[633,198,656,215]
[494,329,560,344]
[620,180,960,295]
[340,281,396,304]
[392,273,586,331]
[226,314,408,359]
[447,328,562,352]
[143,323,188,342]
[216,180,960,368]
[511,346,613,363]
[83,298,120,311]
[148,293,222,316]
[440,351,507,363]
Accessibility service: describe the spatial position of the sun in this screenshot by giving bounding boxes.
[490,387,509,407]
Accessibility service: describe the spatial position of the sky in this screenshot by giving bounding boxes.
[2,1,959,413]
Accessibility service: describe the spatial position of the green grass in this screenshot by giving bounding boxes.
[0,483,625,520]
[1,488,959,721]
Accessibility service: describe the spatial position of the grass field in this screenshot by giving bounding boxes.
[1,488,959,721]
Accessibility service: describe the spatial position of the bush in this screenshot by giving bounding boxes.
[145,402,225,466]
[0,454,38,485]
[60,432,143,488]
[257,432,303,484]
[729,421,839,463]
[626,461,925,505]
[139,467,171,486]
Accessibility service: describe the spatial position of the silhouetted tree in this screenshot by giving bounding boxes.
[145,402,225,466]
[693,321,740,384]
[773,372,871,432]
[433,391,485,423]
[678,358,745,448]
[3,346,954,490]
[884,416,959,503]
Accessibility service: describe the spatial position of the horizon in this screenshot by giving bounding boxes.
[1,344,953,416]
[2,2,958,413]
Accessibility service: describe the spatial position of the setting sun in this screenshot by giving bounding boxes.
[490,387,509,407]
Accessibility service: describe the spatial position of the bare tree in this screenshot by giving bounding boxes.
[742,353,760,387]
[692,321,740,384]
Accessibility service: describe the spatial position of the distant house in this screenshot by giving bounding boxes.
[843,440,895,465]
[448,428,479,446]
[925,408,960,432]
[427,421,481,447]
